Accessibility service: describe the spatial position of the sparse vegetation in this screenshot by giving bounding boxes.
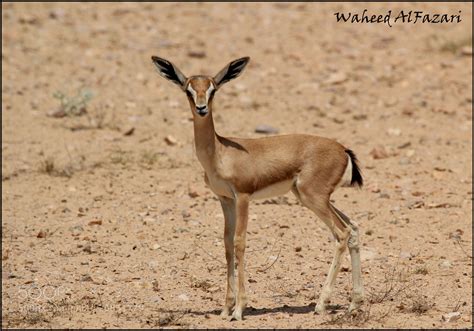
[38,152,86,178]
[414,266,429,275]
[52,89,93,117]
[426,33,472,54]
[109,148,133,166]
[140,150,160,168]
[323,264,436,326]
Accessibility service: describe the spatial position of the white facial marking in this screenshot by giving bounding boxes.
[205,84,214,104]
[187,85,197,102]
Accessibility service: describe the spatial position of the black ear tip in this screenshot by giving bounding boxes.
[151,55,167,64]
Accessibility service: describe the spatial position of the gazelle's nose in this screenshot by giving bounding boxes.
[196,105,208,116]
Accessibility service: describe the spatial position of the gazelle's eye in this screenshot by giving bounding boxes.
[186,90,193,98]
[210,89,216,98]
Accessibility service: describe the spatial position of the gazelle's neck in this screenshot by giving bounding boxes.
[193,112,217,171]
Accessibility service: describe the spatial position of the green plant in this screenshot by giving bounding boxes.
[52,89,94,117]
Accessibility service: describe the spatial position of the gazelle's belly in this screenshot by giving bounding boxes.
[250,179,293,200]
[204,173,294,200]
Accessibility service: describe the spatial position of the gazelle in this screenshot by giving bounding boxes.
[151,55,364,321]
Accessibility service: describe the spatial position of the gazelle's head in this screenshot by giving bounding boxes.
[151,56,250,118]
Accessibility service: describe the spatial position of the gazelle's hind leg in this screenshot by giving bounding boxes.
[292,184,363,313]
[331,204,364,311]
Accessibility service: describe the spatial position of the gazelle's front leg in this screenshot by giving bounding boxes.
[218,196,236,317]
[231,194,249,321]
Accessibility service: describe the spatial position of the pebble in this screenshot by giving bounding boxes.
[255,124,279,134]
[188,185,200,198]
[461,46,472,56]
[439,260,452,269]
[325,71,347,85]
[187,51,206,58]
[399,251,413,259]
[442,311,461,322]
[164,135,178,146]
[37,230,47,238]
[387,128,401,136]
[178,293,189,301]
[370,145,390,159]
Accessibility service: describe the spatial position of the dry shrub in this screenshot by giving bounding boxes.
[323,263,435,327]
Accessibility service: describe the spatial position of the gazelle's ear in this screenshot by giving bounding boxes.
[151,56,187,89]
[213,57,250,89]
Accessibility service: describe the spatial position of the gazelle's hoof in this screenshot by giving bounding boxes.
[348,300,363,313]
[230,308,243,321]
[220,308,230,317]
[314,303,327,314]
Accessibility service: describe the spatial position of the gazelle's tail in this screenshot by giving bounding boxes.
[345,149,363,188]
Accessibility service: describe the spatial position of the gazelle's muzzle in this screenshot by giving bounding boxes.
[196,105,208,116]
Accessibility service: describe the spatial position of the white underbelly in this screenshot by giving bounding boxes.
[250,179,293,200]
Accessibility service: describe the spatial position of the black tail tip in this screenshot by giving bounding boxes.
[345,149,363,188]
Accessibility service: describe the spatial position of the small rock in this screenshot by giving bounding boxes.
[123,127,135,136]
[400,251,413,259]
[384,97,399,107]
[164,135,178,146]
[325,71,347,85]
[152,244,161,250]
[439,260,452,269]
[188,185,200,198]
[150,295,162,303]
[398,142,411,149]
[208,286,220,293]
[295,246,302,252]
[406,149,415,157]
[352,114,368,121]
[178,293,189,301]
[88,219,102,226]
[181,210,191,219]
[461,46,472,56]
[37,230,47,238]
[442,311,461,322]
[379,192,390,199]
[432,170,445,180]
[143,217,157,225]
[407,200,424,209]
[255,124,279,134]
[47,109,67,118]
[187,51,206,58]
[370,145,390,159]
[387,128,401,136]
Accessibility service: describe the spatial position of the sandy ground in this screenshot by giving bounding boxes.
[2,2,472,329]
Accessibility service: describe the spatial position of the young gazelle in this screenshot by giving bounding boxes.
[152,56,364,321]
